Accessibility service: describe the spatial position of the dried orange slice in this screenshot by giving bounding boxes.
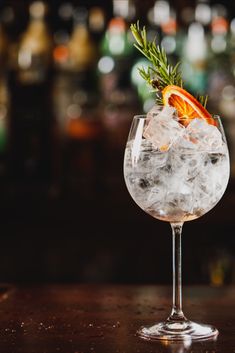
[162,85,216,126]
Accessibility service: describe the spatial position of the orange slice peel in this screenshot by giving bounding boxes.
[162,85,216,127]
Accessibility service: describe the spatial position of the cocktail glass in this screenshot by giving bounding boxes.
[123,110,229,341]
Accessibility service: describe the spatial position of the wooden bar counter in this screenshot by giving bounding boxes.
[0,285,234,352]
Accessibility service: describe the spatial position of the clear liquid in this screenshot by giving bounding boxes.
[124,139,230,223]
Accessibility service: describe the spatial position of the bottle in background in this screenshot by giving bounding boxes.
[207,3,231,109]
[53,2,73,69]
[9,1,52,182]
[181,21,209,95]
[17,1,52,84]
[208,6,235,175]
[52,6,103,198]
[89,6,106,42]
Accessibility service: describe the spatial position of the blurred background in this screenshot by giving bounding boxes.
[0,0,234,285]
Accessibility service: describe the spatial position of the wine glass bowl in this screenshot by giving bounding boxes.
[123,109,230,341]
[124,114,229,224]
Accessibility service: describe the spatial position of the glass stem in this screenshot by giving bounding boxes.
[168,222,186,322]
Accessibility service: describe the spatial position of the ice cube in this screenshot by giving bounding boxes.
[146,104,164,123]
[169,146,205,182]
[166,191,193,212]
[127,139,168,173]
[144,106,184,151]
[178,118,223,151]
[146,105,178,122]
[164,181,193,214]
[146,185,166,209]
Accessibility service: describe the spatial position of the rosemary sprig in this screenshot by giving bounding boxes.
[130,21,208,108]
[130,22,182,93]
[197,94,208,108]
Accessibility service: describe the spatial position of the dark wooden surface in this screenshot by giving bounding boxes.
[0,285,234,352]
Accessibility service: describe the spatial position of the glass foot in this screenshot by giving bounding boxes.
[137,320,219,341]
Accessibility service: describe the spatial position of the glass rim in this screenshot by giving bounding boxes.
[133,114,222,121]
